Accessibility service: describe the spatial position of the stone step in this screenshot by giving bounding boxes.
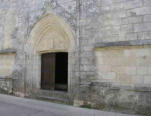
[34,90,72,105]
[36,95,71,105]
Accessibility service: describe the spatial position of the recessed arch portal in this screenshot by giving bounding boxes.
[25,13,75,93]
[26,14,75,53]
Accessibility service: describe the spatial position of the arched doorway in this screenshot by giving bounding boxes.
[41,52,68,91]
[25,14,75,95]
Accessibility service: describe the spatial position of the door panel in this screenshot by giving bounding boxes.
[41,53,55,90]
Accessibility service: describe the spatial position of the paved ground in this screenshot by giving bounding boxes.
[0,94,140,116]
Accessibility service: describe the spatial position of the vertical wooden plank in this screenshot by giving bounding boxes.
[41,53,55,90]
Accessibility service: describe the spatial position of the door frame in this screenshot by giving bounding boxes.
[40,52,68,91]
[37,50,71,93]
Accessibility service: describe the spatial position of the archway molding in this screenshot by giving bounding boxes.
[25,13,75,94]
[26,14,75,54]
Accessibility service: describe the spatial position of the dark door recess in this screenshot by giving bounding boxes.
[41,52,68,91]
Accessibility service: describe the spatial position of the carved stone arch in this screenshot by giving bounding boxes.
[25,13,75,94]
[26,14,75,54]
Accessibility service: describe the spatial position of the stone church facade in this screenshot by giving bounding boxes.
[0,0,151,115]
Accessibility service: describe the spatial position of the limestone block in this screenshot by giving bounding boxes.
[124,0,143,10]
[144,0,151,6]
[143,32,151,39]
[126,33,137,40]
[124,50,131,57]
[116,73,132,85]
[101,72,116,81]
[100,0,113,6]
[111,2,124,11]
[137,67,148,75]
[133,75,144,84]
[120,57,137,66]
[124,16,142,24]
[147,66,151,74]
[120,24,133,33]
[73,100,84,107]
[136,57,150,66]
[98,65,111,73]
[134,23,151,32]
[144,76,151,84]
[127,7,151,16]
[0,53,16,76]
[136,49,150,57]
[57,0,76,13]
[125,67,137,75]
[144,15,151,22]
[111,66,125,74]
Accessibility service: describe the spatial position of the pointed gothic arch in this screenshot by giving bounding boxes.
[25,13,76,94]
[26,14,75,53]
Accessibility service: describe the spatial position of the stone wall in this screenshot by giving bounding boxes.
[95,45,151,86]
[0,53,16,76]
[77,0,151,115]
[0,0,151,115]
[0,78,13,94]
[0,0,79,97]
[79,0,151,84]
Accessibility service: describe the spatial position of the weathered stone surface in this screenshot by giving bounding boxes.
[95,45,151,87]
[0,78,13,94]
[0,49,16,54]
[95,39,151,48]
[0,0,151,115]
[0,53,16,76]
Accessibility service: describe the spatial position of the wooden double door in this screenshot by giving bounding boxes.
[41,52,68,91]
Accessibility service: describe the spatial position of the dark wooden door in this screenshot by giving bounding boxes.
[41,53,55,90]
